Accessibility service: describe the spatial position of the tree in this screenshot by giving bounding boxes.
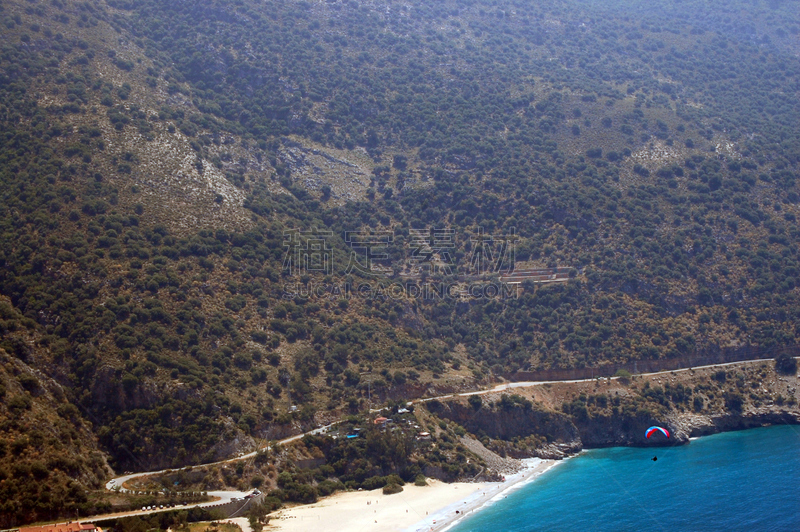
[321,185,332,201]
[248,500,272,532]
[775,354,798,375]
[693,396,704,412]
[468,394,483,410]
[614,369,632,384]
[724,392,744,412]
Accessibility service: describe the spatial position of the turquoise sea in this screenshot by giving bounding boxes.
[450,425,800,532]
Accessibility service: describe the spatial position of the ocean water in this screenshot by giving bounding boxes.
[450,425,800,532]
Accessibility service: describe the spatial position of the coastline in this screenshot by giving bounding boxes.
[420,426,800,531]
[264,459,561,532]
[265,479,486,532]
[407,458,561,532]
[412,423,799,532]
[99,361,796,530]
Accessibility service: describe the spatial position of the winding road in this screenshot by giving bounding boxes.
[101,424,338,511]
[95,357,781,521]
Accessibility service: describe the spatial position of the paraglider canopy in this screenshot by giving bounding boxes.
[645,426,670,439]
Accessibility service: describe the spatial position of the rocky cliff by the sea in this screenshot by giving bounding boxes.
[425,361,800,460]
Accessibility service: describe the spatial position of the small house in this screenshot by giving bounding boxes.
[20,523,102,532]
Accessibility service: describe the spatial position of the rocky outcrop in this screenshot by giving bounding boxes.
[535,442,582,460]
[669,408,800,439]
[207,420,257,461]
[427,399,800,459]
[573,412,689,448]
[426,400,580,446]
[458,436,521,477]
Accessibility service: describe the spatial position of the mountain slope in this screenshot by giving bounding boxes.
[0,0,799,524]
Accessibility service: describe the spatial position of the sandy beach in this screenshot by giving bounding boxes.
[407,458,559,532]
[265,479,485,532]
[266,459,559,532]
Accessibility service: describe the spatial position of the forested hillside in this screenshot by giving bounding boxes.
[0,0,799,524]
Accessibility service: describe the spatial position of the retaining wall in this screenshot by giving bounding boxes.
[504,345,799,382]
[202,493,265,519]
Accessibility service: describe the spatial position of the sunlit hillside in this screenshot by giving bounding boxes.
[0,0,799,524]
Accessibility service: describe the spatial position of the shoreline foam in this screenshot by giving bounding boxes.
[264,458,563,532]
[406,458,562,532]
[265,479,487,532]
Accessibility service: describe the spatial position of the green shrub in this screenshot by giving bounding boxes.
[382,483,403,495]
[775,354,797,375]
[614,369,632,384]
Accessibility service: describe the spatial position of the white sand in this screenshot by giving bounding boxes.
[266,459,560,532]
[266,480,485,532]
[408,458,560,532]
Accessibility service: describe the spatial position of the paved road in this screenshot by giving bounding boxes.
[97,357,785,521]
[420,357,780,402]
[103,422,339,508]
[84,492,252,523]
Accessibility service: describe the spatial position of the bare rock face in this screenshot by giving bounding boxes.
[667,412,718,439]
[91,364,163,412]
[425,400,582,452]
[459,436,523,476]
[277,138,372,204]
[535,442,583,460]
[207,421,257,461]
[426,398,687,457]
[668,408,800,439]
[573,413,689,448]
[426,396,799,462]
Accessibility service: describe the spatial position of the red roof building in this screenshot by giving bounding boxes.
[19,522,102,532]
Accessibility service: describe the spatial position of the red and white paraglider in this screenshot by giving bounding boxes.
[646,426,670,461]
[645,426,670,439]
